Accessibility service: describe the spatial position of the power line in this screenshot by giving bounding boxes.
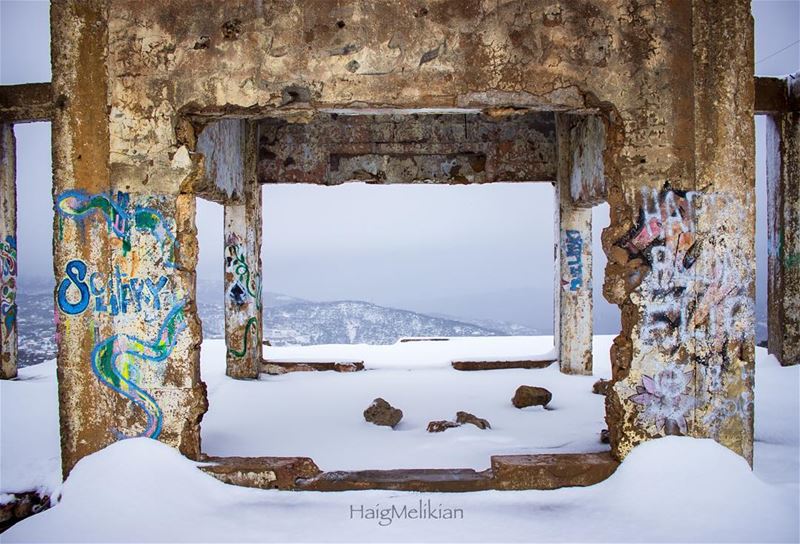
[756,38,800,65]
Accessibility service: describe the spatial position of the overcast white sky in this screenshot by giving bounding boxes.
[1,0,797,333]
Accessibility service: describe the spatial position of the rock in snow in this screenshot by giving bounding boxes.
[456,411,491,429]
[593,378,611,396]
[512,385,553,408]
[363,398,403,427]
[426,420,461,433]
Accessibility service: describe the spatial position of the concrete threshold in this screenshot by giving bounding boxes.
[451,359,556,371]
[199,452,618,492]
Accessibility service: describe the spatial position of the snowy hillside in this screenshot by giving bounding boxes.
[264,300,504,345]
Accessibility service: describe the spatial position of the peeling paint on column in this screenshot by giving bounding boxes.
[609,185,755,460]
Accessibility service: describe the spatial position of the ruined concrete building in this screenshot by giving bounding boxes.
[0,0,798,491]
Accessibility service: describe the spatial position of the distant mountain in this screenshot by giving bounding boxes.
[263,300,503,346]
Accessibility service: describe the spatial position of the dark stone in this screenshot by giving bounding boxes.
[600,429,610,444]
[512,385,552,408]
[456,411,491,429]
[364,398,403,428]
[427,420,460,433]
[592,379,611,396]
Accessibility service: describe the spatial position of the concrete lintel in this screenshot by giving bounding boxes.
[0,83,54,124]
[257,112,556,184]
[0,124,17,379]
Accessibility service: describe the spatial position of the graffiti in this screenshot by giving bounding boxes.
[562,229,584,291]
[629,364,694,435]
[627,186,754,351]
[91,302,187,439]
[228,316,258,358]
[57,259,169,316]
[1,235,16,334]
[56,190,178,268]
[225,236,261,309]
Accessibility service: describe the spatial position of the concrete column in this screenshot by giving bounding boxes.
[223,121,262,379]
[554,114,593,375]
[52,1,206,477]
[0,124,17,379]
[767,74,800,367]
[224,184,262,379]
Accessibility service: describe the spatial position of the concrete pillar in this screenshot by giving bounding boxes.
[766,74,800,367]
[0,124,17,379]
[554,114,593,375]
[52,0,206,477]
[224,175,262,379]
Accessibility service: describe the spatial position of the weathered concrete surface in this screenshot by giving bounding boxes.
[195,119,246,203]
[223,121,262,378]
[555,114,593,375]
[0,124,17,379]
[568,115,606,207]
[52,0,206,477]
[218,452,619,491]
[491,452,619,490]
[297,468,494,492]
[257,112,556,184]
[48,0,758,471]
[604,1,756,463]
[0,83,54,124]
[200,456,321,490]
[450,359,554,371]
[261,360,365,374]
[755,76,792,115]
[767,73,800,367]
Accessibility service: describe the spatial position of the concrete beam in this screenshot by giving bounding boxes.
[0,124,17,379]
[555,114,593,375]
[767,73,800,366]
[0,83,54,124]
[754,75,798,115]
[257,112,556,184]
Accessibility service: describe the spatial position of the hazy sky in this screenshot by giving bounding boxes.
[1,0,798,332]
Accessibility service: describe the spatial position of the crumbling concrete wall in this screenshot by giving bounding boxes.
[767,74,800,367]
[0,124,17,379]
[50,0,757,472]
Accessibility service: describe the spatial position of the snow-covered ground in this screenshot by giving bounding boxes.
[206,336,588,469]
[1,336,798,542]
